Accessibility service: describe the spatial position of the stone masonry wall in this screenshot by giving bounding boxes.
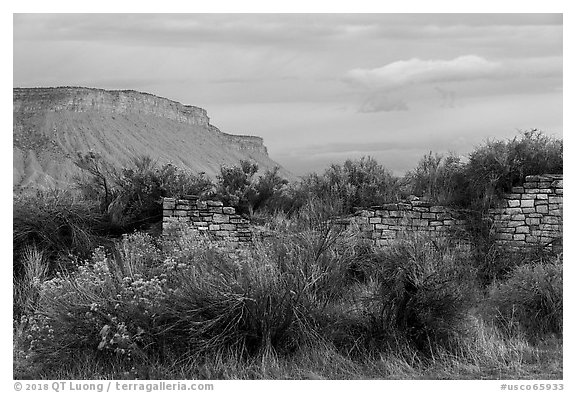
[351,201,468,247]
[162,196,252,248]
[488,174,563,250]
[162,174,563,252]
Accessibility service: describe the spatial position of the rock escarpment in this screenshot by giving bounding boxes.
[13,87,289,190]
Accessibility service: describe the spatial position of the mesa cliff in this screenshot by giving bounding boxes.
[13,87,290,190]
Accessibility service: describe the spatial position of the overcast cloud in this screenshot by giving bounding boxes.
[13,13,562,176]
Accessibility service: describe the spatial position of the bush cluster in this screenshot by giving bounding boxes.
[406,129,562,210]
[486,258,563,340]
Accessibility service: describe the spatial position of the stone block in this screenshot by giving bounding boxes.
[541,224,560,232]
[208,206,223,213]
[520,199,534,208]
[389,211,404,218]
[220,224,236,231]
[523,182,538,188]
[174,210,188,217]
[526,217,540,226]
[535,194,549,200]
[421,213,436,219]
[163,210,174,217]
[534,199,548,206]
[216,231,231,237]
[538,182,552,189]
[382,218,399,225]
[521,194,536,200]
[555,189,563,195]
[176,204,193,210]
[505,208,523,215]
[549,197,563,204]
[515,226,529,234]
[521,208,536,214]
[535,205,548,214]
[505,221,524,227]
[550,209,562,217]
[223,207,236,214]
[412,219,429,226]
[500,228,516,233]
[513,234,526,241]
[208,224,220,231]
[511,214,526,221]
[508,200,520,208]
[443,220,455,225]
[196,201,208,210]
[359,210,375,218]
[206,200,224,207]
[212,214,230,223]
[429,221,443,226]
[505,193,522,199]
[542,216,561,225]
[381,230,396,239]
[374,224,388,230]
[551,180,563,188]
[369,217,382,224]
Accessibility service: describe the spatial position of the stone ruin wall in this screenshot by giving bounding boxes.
[161,174,563,252]
[349,201,468,246]
[488,174,563,250]
[162,196,252,248]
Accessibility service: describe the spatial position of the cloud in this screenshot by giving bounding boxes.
[358,93,409,113]
[347,55,503,90]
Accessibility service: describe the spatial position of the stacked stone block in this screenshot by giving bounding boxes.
[489,174,563,250]
[353,201,467,247]
[162,196,252,248]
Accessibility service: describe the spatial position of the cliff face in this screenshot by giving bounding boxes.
[14,87,211,127]
[13,87,288,190]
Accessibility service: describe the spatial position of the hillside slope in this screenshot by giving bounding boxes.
[13,87,292,190]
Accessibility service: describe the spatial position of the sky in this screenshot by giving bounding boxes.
[13,13,563,176]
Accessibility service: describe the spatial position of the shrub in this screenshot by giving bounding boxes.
[212,160,259,215]
[363,234,478,354]
[296,157,405,213]
[13,190,104,274]
[75,154,215,231]
[406,152,469,206]
[464,129,562,211]
[486,258,563,340]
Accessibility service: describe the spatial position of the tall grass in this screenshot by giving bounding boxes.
[13,246,48,318]
[486,258,563,340]
[13,190,104,275]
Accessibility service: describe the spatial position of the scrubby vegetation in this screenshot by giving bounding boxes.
[13,129,563,379]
